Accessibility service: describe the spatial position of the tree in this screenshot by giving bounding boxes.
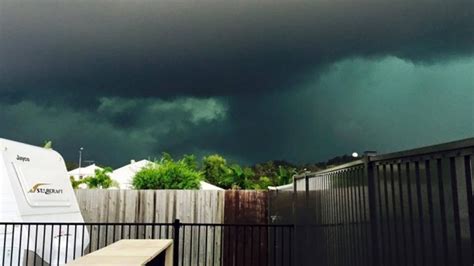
[255,176,273,190]
[43,140,53,149]
[132,154,202,189]
[70,176,82,189]
[83,167,116,189]
[227,164,255,189]
[182,154,198,170]
[250,161,296,187]
[276,165,296,186]
[201,154,233,188]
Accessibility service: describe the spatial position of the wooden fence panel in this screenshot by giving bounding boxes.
[75,189,267,265]
[75,189,227,265]
[138,190,156,239]
[223,190,268,266]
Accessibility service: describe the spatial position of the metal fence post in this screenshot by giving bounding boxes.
[173,219,180,266]
[365,154,380,266]
[292,175,299,266]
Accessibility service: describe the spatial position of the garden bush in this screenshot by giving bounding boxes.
[132,155,202,189]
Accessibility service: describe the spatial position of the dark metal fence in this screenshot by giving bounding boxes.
[0,221,294,266]
[270,137,474,266]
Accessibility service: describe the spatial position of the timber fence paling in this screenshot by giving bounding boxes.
[75,190,224,266]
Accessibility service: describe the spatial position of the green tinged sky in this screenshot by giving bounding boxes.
[0,1,473,166]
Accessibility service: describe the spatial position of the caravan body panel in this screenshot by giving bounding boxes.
[0,138,89,265]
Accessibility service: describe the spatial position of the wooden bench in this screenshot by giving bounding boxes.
[66,239,173,266]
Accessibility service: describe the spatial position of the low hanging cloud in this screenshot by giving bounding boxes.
[97,97,227,128]
[0,56,472,165]
[221,56,474,163]
[0,97,229,165]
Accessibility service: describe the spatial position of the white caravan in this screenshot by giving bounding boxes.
[0,138,89,265]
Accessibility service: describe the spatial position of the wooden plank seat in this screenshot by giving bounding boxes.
[66,239,173,266]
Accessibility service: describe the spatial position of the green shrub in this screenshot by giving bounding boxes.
[201,154,233,188]
[83,167,115,189]
[70,176,82,189]
[132,155,202,189]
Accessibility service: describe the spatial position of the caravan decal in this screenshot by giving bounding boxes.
[28,183,64,195]
[16,155,30,162]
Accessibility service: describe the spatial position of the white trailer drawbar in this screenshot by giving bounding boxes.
[0,138,89,265]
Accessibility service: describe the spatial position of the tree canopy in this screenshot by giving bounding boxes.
[82,167,116,189]
[132,154,202,189]
[71,152,356,190]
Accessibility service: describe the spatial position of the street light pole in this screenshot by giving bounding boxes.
[78,147,84,178]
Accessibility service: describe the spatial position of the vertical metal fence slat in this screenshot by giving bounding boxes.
[65,225,70,264]
[334,172,341,266]
[220,225,223,266]
[425,160,438,266]
[342,170,354,264]
[88,225,92,254]
[331,172,337,266]
[49,224,54,266]
[172,220,180,266]
[366,156,380,266]
[449,157,463,265]
[189,225,193,266]
[350,169,360,266]
[212,226,216,266]
[105,223,109,245]
[204,225,208,266]
[289,226,292,266]
[376,164,386,266]
[320,175,326,266]
[356,168,365,266]
[10,223,15,266]
[464,155,474,265]
[196,225,200,266]
[57,224,62,266]
[389,164,400,266]
[33,225,38,266]
[397,163,408,266]
[17,224,23,265]
[382,164,394,266]
[407,162,419,266]
[437,159,450,265]
[351,169,362,266]
[234,226,239,266]
[280,226,284,266]
[73,224,77,260]
[181,225,185,266]
[249,226,253,266]
[2,224,7,266]
[272,226,276,266]
[414,161,427,266]
[81,225,85,256]
[40,225,45,266]
[343,170,351,266]
[351,169,359,266]
[25,224,30,265]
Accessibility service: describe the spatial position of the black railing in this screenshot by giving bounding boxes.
[0,221,294,266]
[270,137,474,266]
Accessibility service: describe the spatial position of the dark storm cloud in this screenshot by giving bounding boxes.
[1,0,473,103]
[0,97,229,165]
[219,56,474,163]
[0,0,472,166]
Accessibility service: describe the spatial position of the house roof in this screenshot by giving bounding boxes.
[111,159,154,188]
[68,164,103,177]
[200,181,224,191]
